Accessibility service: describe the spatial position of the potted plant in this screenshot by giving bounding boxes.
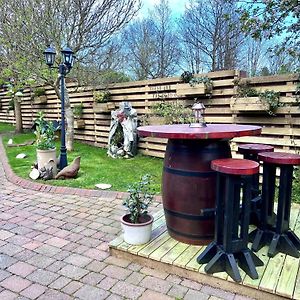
[34,112,57,176]
[230,79,282,115]
[121,174,155,245]
[33,87,47,104]
[93,90,115,113]
[73,102,85,129]
[177,72,213,96]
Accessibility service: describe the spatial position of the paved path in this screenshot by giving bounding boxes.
[0,142,253,299]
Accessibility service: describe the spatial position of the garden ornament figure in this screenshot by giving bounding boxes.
[190,102,206,128]
[107,102,138,158]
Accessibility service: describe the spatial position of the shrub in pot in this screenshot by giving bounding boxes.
[34,112,57,176]
[121,174,155,245]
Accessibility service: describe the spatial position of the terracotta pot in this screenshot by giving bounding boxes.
[121,214,153,245]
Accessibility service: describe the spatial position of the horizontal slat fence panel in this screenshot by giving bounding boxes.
[0,70,299,157]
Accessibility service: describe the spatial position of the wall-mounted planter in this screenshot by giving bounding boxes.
[230,97,270,113]
[34,95,47,104]
[176,83,211,96]
[7,110,14,116]
[74,119,85,129]
[93,102,115,113]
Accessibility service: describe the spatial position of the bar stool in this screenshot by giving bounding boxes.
[250,152,300,258]
[238,144,274,225]
[197,158,263,282]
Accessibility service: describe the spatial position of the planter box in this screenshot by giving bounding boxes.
[34,95,47,104]
[93,102,115,113]
[7,110,14,116]
[147,116,165,125]
[230,97,270,112]
[74,119,85,129]
[176,83,211,96]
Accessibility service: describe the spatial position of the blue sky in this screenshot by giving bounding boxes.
[140,0,188,17]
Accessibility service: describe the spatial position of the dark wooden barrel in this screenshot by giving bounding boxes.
[162,139,231,245]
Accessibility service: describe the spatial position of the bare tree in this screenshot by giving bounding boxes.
[122,0,180,79]
[151,0,181,77]
[0,0,140,150]
[122,19,157,80]
[179,0,244,72]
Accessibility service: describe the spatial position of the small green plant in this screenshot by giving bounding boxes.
[34,112,56,150]
[259,90,282,115]
[180,71,213,92]
[123,174,155,224]
[7,99,15,112]
[33,87,46,97]
[152,101,193,124]
[296,82,300,104]
[93,90,111,103]
[189,76,213,91]
[234,79,259,97]
[73,103,84,118]
[180,71,194,83]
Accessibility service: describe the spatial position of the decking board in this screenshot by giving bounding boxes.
[110,204,300,300]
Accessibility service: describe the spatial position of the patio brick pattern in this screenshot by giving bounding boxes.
[0,138,253,299]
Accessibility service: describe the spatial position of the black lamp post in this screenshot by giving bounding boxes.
[43,45,75,170]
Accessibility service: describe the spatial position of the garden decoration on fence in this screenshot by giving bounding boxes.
[107,101,138,158]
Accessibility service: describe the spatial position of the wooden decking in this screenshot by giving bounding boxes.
[109,205,300,300]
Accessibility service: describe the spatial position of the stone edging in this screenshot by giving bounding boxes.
[0,136,128,199]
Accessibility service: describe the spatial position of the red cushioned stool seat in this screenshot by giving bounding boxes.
[250,151,300,258]
[238,144,274,157]
[258,152,300,165]
[211,158,259,175]
[197,158,263,282]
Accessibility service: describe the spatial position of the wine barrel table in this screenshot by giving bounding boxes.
[137,124,262,245]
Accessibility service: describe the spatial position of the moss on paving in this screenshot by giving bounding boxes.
[2,131,163,193]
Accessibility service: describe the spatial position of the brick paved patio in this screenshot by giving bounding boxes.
[0,141,254,299]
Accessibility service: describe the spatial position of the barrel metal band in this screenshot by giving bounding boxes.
[167,225,213,240]
[163,166,216,178]
[164,208,215,221]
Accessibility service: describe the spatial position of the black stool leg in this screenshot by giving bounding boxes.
[197,172,223,264]
[268,165,300,258]
[251,163,276,252]
[205,251,242,282]
[237,176,263,279]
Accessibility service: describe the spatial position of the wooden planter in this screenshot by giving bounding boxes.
[176,83,211,96]
[230,97,270,113]
[34,95,47,104]
[93,102,115,113]
[74,119,85,129]
[147,116,165,125]
[7,110,14,116]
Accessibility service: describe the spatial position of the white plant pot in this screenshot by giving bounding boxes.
[36,148,57,176]
[121,214,153,245]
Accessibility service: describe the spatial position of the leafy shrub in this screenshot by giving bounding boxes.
[152,101,193,124]
[93,90,111,103]
[123,174,155,224]
[34,112,56,150]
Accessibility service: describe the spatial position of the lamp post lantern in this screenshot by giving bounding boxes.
[43,45,75,170]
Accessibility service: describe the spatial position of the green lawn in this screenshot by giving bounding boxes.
[0,122,15,134]
[2,131,163,193]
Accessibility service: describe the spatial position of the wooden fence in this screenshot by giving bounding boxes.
[0,70,299,158]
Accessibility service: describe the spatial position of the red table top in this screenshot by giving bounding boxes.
[137,124,262,140]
